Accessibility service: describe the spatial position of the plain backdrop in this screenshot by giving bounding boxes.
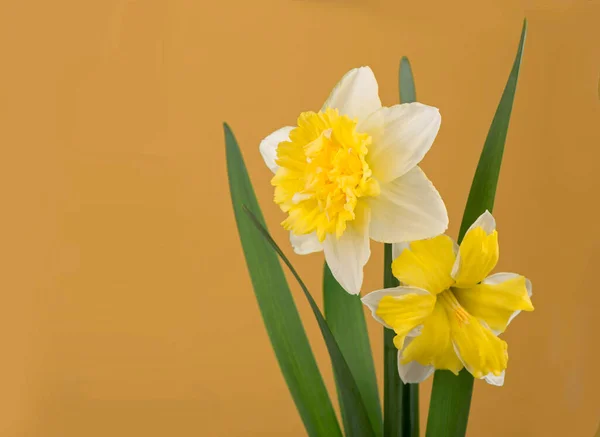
[0,0,599,435]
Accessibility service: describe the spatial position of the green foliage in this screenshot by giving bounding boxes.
[324,263,382,436]
[426,19,528,437]
[244,207,377,437]
[225,124,341,437]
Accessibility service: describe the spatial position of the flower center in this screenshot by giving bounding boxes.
[438,289,508,378]
[272,108,380,241]
[438,290,470,326]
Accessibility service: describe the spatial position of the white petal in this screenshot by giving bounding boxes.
[290,232,323,255]
[483,370,505,386]
[467,210,496,235]
[407,325,423,337]
[483,272,533,333]
[323,207,371,295]
[397,342,435,384]
[450,210,497,279]
[392,241,410,261]
[368,166,448,243]
[321,67,382,121]
[361,286,431,328]
[259,126,294,173]
[359,103,441,183]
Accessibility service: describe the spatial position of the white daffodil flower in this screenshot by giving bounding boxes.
[259,66,448,295]
[362,211,534,386]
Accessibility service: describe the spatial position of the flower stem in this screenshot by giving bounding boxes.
[426,370,473,437]
[383,243,419,437]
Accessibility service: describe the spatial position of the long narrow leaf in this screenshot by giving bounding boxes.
[244,206,377,437]
[426,19,527,437]
[224,123,342,437]
[324,263,382,437]
[457,20,527,240]
[382,56,420,437]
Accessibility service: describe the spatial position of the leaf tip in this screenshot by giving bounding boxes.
[400,56,412,75]
[223,122,238,156]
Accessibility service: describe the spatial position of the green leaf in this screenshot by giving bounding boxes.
[224,123,342,437]
[243,206,377,437]
[426,19,528,437]
[456,20,527,241]
[382,56,420,437]
[324,263,382,437]
[399,57,417,104]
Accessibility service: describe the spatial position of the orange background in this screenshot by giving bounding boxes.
[1,0,599,436]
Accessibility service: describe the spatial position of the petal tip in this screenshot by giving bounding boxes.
[525,277,533,297]
[259,126,294,173]
[323,66,381,119]
[483,371,506,386]
[477,210,497,234]
[347,286,361,296]
[397,351,435,383]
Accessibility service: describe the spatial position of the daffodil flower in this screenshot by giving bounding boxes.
[259,67,448,295]
[362,211,534,386]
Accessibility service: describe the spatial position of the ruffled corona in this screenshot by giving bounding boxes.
[272,108,380,241]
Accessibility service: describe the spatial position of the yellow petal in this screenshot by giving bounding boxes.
[374,290,436,348]
[391,235,456,295]
[400,300,463,374]
[439,291,508,379]
[452,211,499,288]
[453,273,534,334]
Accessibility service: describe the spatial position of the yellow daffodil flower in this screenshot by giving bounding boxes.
[362,211,534,385]
[259,67,448,295]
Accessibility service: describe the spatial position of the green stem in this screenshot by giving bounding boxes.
[383,243,419,437]
[426,371,473,437]
[406,383,419,437]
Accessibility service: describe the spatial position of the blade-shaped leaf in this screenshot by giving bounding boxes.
[244,207,377,437]
[324,263,382,437]
[426,19,527,437]
[382,56,420,437]
[457,20,527,241]
[399,57,416,105]
[224,123,342,437]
